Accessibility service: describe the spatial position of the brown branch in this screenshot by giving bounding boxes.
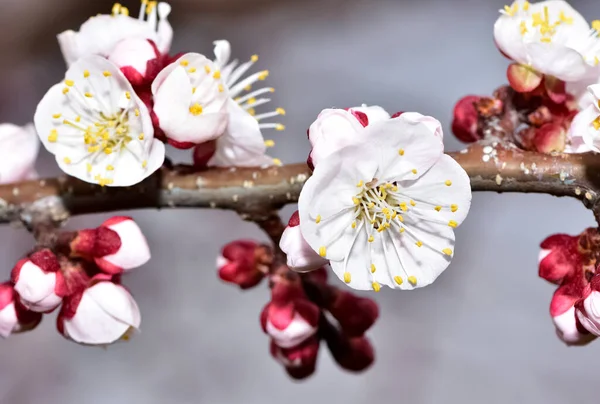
[1,144,600,228]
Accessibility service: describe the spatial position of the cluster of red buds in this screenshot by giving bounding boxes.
[539,229,600,346]
[0,217,149,345]
[217,240,378,379]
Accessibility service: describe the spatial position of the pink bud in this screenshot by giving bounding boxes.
[280,211,328,272]
[533,122,566,153]
[0,282,42,338]
[270,337,320,380]
[11,250,64,312]
[544,76,567,105]
[108,39,161,87]
[451,95,483,143]
[217,240,267,289]
[327,290,379,337]
[57,281,141,345]
[551,287,595,346]
[538,234,579,284]
[92,217,151,274]
[506,63,543,93]
[261,297,319,349]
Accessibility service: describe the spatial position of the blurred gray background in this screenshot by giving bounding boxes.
[1,0,599,403]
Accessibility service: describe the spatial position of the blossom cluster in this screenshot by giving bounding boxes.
[217,241,378,379]
[0,1,285,188]
[0,217,149,345]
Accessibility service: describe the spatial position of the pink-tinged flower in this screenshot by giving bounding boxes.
[350,105,391,123]
[261,282,319,348]
[539,234,578,284]
[326,289,378,337]
[298,113,472,291]
[451,95,484,143]
[217,240,269,289]
[151,53,229,148]
[11,250,65,313]
[72,216,151,275]
[568,84,600,152]
[34,56,165,187]
[494,1,600,83]
[270,337,320,380]
[280,211,328,273]
[57,281,141,345]
[58,1,172,67]
[551,285,595,345]
[108,38,169,87]
[0,123,39,184]
[0,282,42,338]
[208,40,284,167]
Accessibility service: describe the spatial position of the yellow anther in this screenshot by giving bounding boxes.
[135,109,140,117]
[558,11,572,24]
[399,202,408,212]
[357,180,364,187]
[276,124,286,131]
[86,163,92,173]
[351,221,356,229]
[218,84,225,93]
[248,98,257,105]
[104,147,113,155]
[593,20,600,32]
[146,1,157,14]
[400,228,405,233]
[84,92,93,98]
[503,3,518,16]
[372,282,381,292]
[269,88,275,93]
[445,180,452,186]
[272,158,283,166]
[138,133,145,141]
[353,196,360,205]
[394,276,403,285]
[411,169,417,174]
[247,108,256,116]
[344,272,351,283]
[188,67,197,74]
[408,276,417,285]
[189,103,203,116]
[180,60,189,67]
[75,116,81,123]
[251,54,259,62]
[315,215,322,224]
[319,246,327,257]
[593,116,600,130]
[258,70,269,80]
[120,6,129,16]
[442,248,453,256]
[104,165,114,172]
[264,139,275,147]
[65,79,74,87]
[112,3,122,15]
[244,85,252,92]
[204,65,211,73]
[410,200,416,207]
[83,70,90,78]
[398,148,405,156]
[435,205,442,212]
[391,211,397,219]
[520,21,528,36]
[416,241,423,247]
[397,214,404,222]
[63,157,71,164]
[448,220,458,228]
[62,87,69,94]
[213,71,221,79]
[276,108,286,116]
[142,160,148,168]
[451,204,458,212]
[48,129,58,142]
[370,264,376,274]
[540,37,552,43]
[192,87,197,94]
[523,1,530,11]
[368,202,375,209]
[392,186,398,192]
[88,146,99,153]
[52,113,61,119]
[368,235,375,243]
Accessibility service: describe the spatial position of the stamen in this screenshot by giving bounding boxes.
[319,246,327,257]
[451,204,458,212]
[189,103,203,116]
[343,272,351,283]
[415,241,423,247]
[448,220,458,228]
[315,215,322,224]
[83,70,90,78]
[264,139,275,147]
[370,264,376,273]
[408,276,417,285]
[442,248,453,256]
[372,282,381,292]
[445,180,452,186]
[272,158,282,166]
[398,148,405,156]
[394,276,403,285]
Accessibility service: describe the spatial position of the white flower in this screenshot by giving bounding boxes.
[11,251,64,313]
[297,113,472,291]
[0,123,39,184]
[208,40,285,167]
[568,84,600,152]
[280,211,328,272]
[151,53,229,148]
[34,56,165,187]
[58,281,141,345]
[494,0,600,82]
[58,1,172,66]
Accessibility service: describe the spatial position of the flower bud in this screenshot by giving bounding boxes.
[326,290,379,337]
[551,286,595,346]
[261,295,319,349]
[506,63,543,93]
[451,95,483,143]
[280,211,328,273]
[270,337,320,380]
[0,282,42,338]
[538,234,578,284]
[217,240,269,289]
[533,122,566,153]
[71,216,151,274]
[329,336,374,372]
[57,281,140,345]
[11,249,65,312]
[108,38,161,87]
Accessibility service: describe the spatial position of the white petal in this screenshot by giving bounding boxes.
[557,306,589,343]
[526,42,588,82]
[102,219,151,270]
[208,100,272,167]
[0,303,17,338]
[156,2,173,54]
[13,262,56,305]
[493,9,528,64]
[213,40,232,69]
[57,30,80,67]
[350,105,390,123]
[280,225,327,272]
[570,105,600,153]
[396,112,443,141]
[86,283,141,327]
[108,38,157,76]
[0,123,40,184]
[266,314,317,348]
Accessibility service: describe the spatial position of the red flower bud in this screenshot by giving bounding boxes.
[270,337,320,380]
[451,95,483,143]
[532,122,566,153]
[329,335,375,372]
[539,234,579,284]
[217,240,269,289]
[326,290,379,337]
